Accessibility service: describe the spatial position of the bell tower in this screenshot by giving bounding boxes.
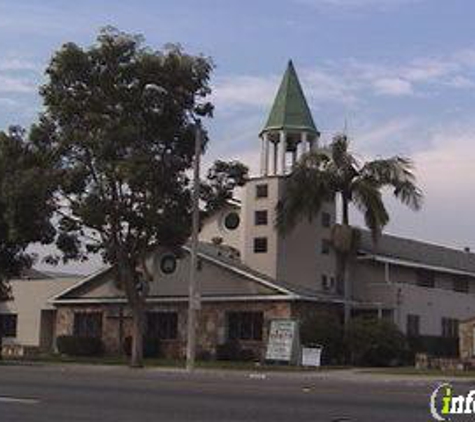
[241,60,336,294]
[259,60,320,176]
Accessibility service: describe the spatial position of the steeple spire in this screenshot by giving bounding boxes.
[259,60,320,176]
[261,60,319,136]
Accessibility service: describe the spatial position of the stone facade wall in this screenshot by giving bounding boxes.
[55,300,293,359]
[459,319,475,360]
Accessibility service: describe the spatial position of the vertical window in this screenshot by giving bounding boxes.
[453,276,469,293]
[416,269,435,288]
[254,237,268,253]
[255,184,268,199]
[321,212,331,228]
[0,314,17,338]
[254,210,268,226]
[322,275,335,291]
[73,312,103,338]
[441,317,459,338]
[322,274,329,290]
[146,312,178,340]
[227,312,263,341]
[406,314,420,337]
[321,239,331,255]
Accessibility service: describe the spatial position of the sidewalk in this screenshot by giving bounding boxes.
[3,358,474,385]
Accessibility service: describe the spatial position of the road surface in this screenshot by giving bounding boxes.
[0,364,462,421]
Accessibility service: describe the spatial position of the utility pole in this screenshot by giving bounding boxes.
[186,121,202,371]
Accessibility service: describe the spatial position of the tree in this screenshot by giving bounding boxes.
[277,134,422,323]
[0,126,57,355]
[37,27,214,367]
[201,160,249,215]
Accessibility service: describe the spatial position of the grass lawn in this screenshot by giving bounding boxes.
[0,354,335,372]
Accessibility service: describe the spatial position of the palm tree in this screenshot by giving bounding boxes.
[276,133,423,324]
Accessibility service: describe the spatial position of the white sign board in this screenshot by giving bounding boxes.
[265,319,299,363]
[301,347,322,367]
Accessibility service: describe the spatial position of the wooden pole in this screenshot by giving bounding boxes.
[186,121,202,371]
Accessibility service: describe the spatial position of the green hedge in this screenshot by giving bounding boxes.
[122,336,161,358]
[344,317,408,366]
[300,310,344,365]
[57,335,103,356]
[407,336,459,358]
[216,341,256,362]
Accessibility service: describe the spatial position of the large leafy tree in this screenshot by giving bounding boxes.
[277,134,422,323]
[37,27,214,366]
[201,160,249,215]
[0,126,57,354]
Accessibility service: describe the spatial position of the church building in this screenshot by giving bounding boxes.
[16,61,475,359]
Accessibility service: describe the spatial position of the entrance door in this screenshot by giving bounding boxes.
[39,310,56,352]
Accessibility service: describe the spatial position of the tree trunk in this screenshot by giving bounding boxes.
[117,256,145,368]
[341,194,351,325]
[130,301,145,368]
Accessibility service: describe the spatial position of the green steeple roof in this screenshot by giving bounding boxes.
[261,60,318,136]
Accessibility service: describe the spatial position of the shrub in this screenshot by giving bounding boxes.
[300,310,344,364]
[407,336,459,358]
[216,341,258,362]
[122,336,161,358]
[196,350,213,362]
[57,335,103,356]
[216,341,241,361]
[239,348,257,362]
[344,317,408,366]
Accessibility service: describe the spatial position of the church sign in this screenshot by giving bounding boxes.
[265,319,300,364]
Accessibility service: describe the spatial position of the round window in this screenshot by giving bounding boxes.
[224,212,240,230]
[160,254,177,275]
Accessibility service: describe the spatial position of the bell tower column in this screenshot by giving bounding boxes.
[260,133,269,176]
[279,131,286,175]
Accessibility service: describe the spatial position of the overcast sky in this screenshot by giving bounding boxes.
[1,0,474,274]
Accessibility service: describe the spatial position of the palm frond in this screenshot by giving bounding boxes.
[276,151,333,234]
[351,177,389,241]
[330,134,359,171]
[361,156,423,211]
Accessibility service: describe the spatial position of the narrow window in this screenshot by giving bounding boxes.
[321,212,331,228]
[227,312,263,341]
[73,312,103,338]
[453,276,469,293]
[441,317,459,338]
[255,184,268,199]
[146,312,178,340]
[321,274,329,290]
[406,314,420,337]
[321,239,331,255]
[254,237,268,253]
[416,269,435,288]
[0,314,17,338]
[254,210,268,226]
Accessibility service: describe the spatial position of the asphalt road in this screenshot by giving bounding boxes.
[0,364,462,421]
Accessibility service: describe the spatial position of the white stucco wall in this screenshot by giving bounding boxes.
[352,260,475,336]
[0,278,79,346]
[199,204,242,251]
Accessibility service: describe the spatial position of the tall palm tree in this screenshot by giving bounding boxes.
[276,134,423,324]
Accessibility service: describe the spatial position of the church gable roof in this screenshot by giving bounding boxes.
[51,243,296,304]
